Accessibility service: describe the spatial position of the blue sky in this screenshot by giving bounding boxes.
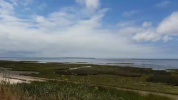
[0,0,178,58]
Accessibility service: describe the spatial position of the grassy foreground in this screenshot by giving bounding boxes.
[0,60,178,100]
[0,81,173,100]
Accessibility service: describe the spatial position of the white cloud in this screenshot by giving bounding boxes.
[10,0,34,6]
[133,31,161,42]
[157,12,178,34]
[133,22,160,42]
[0,0,14,15]
[35,16,46,23]
[155,1,170,8]
[142,22,152,28]
[0,0,175,58]
[133,11,178,42]
[76,0,100,11]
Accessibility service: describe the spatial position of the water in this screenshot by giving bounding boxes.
[0,57,178,70]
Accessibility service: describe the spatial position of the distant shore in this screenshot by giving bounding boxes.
[1,57,178,70]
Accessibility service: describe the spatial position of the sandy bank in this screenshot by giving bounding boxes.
[0,67,44,84]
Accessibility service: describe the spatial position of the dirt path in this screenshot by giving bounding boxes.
[115,87,178,100]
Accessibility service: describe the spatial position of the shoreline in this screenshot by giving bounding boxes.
[1,59,177,70]
[0,67,44,84]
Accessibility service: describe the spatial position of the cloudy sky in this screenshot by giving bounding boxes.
[0,0,178,58]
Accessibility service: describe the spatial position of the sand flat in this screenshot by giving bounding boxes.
[0,67,44,84]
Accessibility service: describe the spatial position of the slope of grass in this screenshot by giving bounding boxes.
[0,81,173,100]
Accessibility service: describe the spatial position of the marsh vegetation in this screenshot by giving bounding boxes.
[0,60,178,100]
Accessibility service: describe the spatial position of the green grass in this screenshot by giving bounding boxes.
[1,60,178,96]
[1,81,173,100]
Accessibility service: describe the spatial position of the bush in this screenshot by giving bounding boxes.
[147,74,178,86]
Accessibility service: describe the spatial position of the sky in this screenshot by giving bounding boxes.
[0,0,178,58]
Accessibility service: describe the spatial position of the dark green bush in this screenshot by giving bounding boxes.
[147,74,178,86]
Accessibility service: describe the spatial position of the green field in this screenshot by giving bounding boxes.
[0,60,178,100]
